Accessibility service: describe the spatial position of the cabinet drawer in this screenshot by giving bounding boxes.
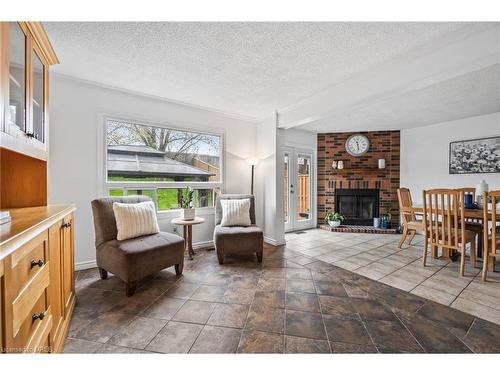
[9,291,51,353]
[11,262,50,337]
[8,230,48,298]
[24,306,52,354]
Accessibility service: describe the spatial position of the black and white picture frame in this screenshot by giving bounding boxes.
[449,136,500,174]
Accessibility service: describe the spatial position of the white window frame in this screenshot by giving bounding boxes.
[98,114,226,216]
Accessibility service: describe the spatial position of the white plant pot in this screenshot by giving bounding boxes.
[328,220,341,228]
[181,208,195,221]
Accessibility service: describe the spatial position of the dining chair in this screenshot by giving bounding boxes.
[397,188,423,248]
[482,190,500,281]
[422,189,476,276]
[456,187,483,264]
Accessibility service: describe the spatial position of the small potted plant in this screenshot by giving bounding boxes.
[381,203,393,229]
[324,212,345,228]
[179,187,195,220]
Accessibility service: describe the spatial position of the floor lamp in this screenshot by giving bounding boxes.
[246,157,259,195]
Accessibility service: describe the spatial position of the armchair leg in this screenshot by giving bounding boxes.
[256,251,263,263]
[98,268,108,280]
[217,251,224,265]
[126,281,137,297]
[175,261,184,275]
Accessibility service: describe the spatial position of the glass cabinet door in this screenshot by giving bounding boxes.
[32,49,45,142]
[8,22,26,133]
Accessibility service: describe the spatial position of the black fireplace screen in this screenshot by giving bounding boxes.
[334,189,379,225]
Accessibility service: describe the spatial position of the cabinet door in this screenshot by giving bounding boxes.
[48,220,64,344]
[7,22,27,135]
[62,215,74,316]
[30,46,46,143]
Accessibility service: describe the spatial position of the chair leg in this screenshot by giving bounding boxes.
[432,245,438,259]
[470,239,476,269]
[422,236,428,266]
[398,226,408,249]
[482,252,489,282]
[408,230,416,245]
[126,281,137,297]
[175,261,184,275]
[256,251,263,263]
[98,268,108,280]
[217,250,224,265]
[459,245,466,277]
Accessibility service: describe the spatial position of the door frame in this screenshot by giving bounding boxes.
[283,146,316,233]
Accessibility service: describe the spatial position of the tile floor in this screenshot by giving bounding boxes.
[65,231,500,354]
[285,229,500,326]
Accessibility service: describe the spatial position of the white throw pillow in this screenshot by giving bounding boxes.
[220,198,252,227]
[113,201,160,241]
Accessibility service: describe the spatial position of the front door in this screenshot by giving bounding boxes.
[284,148,314,232]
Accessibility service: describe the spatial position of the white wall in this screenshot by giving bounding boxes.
[401,112,500,204]
[254,116,284,245]
[49,75,258,270]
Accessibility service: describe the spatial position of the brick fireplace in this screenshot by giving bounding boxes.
[317,131,400,228]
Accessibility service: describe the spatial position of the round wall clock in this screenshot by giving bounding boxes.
[345,134,370,156]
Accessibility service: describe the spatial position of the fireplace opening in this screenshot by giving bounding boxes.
[334,189,379,225]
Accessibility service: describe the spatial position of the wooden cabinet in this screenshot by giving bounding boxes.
[1,22,58,161]
[0,206,76,353]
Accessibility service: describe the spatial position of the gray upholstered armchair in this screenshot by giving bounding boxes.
[213,194,263,264]
[91,196,185,296]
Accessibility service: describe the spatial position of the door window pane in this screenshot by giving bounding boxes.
[8,22,26,132]
[32,50,45,142]
[297,155,311,221]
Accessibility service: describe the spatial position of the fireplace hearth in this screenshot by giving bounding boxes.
[334,189,379,226]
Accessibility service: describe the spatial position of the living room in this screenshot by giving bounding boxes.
[1,0,500,372]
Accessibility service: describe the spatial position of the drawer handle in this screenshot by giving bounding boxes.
[61,222,72,229]
[30,259,44,269]
[32,312,45,322]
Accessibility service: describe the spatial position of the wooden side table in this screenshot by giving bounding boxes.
[171,217,205,260]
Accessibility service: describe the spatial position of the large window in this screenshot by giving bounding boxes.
[105,118,223,211]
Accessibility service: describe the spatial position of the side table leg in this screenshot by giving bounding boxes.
[183,225,193,260]
[188,225,196,258]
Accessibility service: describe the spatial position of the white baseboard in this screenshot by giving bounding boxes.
[193,240,214,250]
[264,236,286,246]
[75,240,215,271]
[75,260,97,271]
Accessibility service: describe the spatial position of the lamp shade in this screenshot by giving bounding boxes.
[246,157,259,166]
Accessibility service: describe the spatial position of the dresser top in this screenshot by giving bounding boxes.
[0,205,76,262]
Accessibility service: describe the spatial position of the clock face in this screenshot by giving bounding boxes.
[346,134,370,156]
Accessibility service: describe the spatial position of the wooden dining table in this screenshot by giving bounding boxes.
[411,204,500,269]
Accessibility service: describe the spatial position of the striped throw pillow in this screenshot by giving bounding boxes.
[113,201,160,240]
[220,198,251,227]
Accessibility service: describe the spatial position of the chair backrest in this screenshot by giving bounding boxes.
[215,194,256,225]
[456,187,475,195]
[422,189,466,250]
[91,195,152,247]
[397,187,415,223]
[483,190,500,253]
[457,187,479,223]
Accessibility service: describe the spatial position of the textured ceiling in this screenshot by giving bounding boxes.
[45,22,481,121]
[297,64,500,132]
